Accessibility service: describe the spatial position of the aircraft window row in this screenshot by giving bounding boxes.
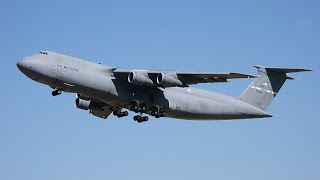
[39,51,48,55]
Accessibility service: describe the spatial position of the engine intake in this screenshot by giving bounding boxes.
[128,72,154,86]
[75,98,101,111]
[157,73,183,87]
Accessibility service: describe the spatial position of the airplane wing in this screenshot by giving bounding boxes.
[173,71,255,84]
[113,68,255,87]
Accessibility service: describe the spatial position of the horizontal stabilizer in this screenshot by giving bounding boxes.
[254,65,312,80]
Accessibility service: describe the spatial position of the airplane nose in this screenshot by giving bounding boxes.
[17,59,26,71]
[17,57,33,75]
[17,59,25,71]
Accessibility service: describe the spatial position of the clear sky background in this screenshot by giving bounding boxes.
[0,0,319,179]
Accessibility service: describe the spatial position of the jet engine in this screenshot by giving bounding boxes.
[75,98,101,111]
[128,72,154,86]
[157,73,183,87]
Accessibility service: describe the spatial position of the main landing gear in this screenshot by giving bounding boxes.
[151,109,166,118]
[113,110,129,118]
[52,89,62,96]
[130,103,146,113]
[114,103,167,123]
[133,115,149,123]
[130,103,149,123]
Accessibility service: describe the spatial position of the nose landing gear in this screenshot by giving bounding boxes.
[52,89,62,96]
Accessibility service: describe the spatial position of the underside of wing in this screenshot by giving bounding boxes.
[113,68,255,87]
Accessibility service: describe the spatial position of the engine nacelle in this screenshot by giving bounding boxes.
[75,98,100,111]
[157,73,183,87]
[128,72,154,86]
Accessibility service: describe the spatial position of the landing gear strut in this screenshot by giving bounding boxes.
[52,89,62,96]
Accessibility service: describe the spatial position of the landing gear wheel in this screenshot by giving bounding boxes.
[116,111,122,116]
[151,108,166,118]
[133,115,149,123]
[160,112,166,117]
[130,103,147,113]
[133,105,139,112]
[141,106,146,112]
[151,110,158,116]
[114,110,129,117]
[133,115,140,121]
[143,116,149,121]
[123,111,129,116]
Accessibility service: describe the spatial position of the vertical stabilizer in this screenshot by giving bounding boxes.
[239,66,311,110]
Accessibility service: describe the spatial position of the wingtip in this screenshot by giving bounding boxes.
[303,69,313,72]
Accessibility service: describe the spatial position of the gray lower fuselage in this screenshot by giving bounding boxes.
[17,52,270,120]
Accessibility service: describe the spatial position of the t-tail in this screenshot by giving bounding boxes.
[240,66,311,111]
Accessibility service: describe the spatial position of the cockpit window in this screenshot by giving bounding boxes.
[39,51,48,55]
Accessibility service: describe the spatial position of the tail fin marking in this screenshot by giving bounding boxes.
[239,66,311,110]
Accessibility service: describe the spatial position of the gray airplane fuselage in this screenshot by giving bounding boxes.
[17,51,273,120]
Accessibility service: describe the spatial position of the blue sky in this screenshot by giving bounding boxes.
[0,0,319,179]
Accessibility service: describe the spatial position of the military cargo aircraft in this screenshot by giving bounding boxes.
[17,51,311,123]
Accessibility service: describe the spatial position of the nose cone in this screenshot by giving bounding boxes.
[16,57,41,81]
[17,58,32,75]
[17,58,28,71]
